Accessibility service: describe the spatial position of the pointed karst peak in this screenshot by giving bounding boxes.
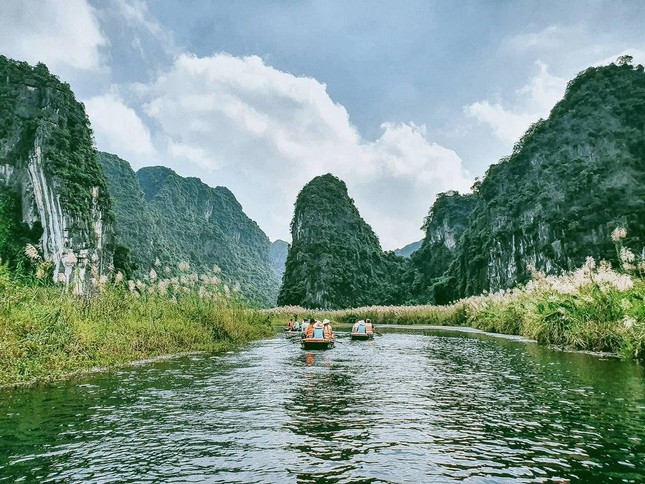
[278,173,410,309]
[298,173,350,203]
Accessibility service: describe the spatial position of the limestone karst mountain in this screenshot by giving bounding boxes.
[278,174,408,308]
[414,59,645,302]
[100,153,280,306]
[0,56,113,287]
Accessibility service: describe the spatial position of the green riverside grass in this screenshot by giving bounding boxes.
[0,271,272,387]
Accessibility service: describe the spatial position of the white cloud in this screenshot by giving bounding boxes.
[111,0,177,56]
[464,62,567,144]
[84,93,155,159]
[134,53,470,249]
[0,0,106,72]
[502,25,583,54]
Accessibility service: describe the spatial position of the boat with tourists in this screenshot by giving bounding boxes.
[301,319,335,349]
[351,319,375,340]
[283,318,303,338]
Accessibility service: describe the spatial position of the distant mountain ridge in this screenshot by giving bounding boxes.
[270,239,289,280]
[394,240,422,258]
[99,152,280,306]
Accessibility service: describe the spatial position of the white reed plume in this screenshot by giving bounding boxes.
[178,261,190,272]
[158,279,170,295]
[64,252,77,266]
[620,247,635,263]
[149,269,157,281]
[611,227,627,242]
[24,244,40,261]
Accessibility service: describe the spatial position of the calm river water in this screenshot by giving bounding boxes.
[1,327,643,483]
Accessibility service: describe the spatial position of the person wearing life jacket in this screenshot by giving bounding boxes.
[305,320,319,338]
[307,320,325,339]
[365,318,374,335]
[287,318,294,330]
[322,319,333,339]
[301,319,311,337]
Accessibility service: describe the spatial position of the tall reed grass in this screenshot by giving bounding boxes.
[0,261,272,387]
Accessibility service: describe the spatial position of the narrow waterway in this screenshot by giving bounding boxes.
[1,328,643,482]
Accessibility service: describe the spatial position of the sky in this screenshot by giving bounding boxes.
[1,0,644,249]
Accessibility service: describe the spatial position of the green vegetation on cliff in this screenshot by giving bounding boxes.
[0,55,111,220]
[278,174,408,308]
[414,60,645,302]
[411,191,476,303]
[99,153,280,306]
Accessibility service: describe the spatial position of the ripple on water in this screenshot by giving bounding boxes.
[1,330,644,483]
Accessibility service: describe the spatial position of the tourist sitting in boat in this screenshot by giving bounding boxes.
[351,319,374,339]
[305,320,326,338]
[352,320,368,334]
[287,318,294,330]
[322,319,333,338]
[293,320,300,331]
[301,319,310,336]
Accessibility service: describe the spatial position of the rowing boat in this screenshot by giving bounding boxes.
[350,331,373,340]
[301,337,335,350]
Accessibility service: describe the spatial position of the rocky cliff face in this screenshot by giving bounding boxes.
[0,56,113,287]
[414,60,645,300]
[278,174,408,309]
[100,154,279,306]
[411,191,476,303]
[270,239,289,281]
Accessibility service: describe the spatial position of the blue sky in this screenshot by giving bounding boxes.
[1,0,643,248]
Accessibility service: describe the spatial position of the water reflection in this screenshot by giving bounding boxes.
[0,329,643,483]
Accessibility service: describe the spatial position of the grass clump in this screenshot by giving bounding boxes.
[0,261,272,387]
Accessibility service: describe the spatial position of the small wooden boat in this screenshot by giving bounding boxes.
[350,331,373,340]
[350,321,374,340]
[284,330,301,339]
[301,337,335,350]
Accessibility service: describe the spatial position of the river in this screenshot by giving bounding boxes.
[1,327,643,482]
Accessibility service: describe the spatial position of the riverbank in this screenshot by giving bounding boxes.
[266,260,644,361]
[0,281,272,387]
